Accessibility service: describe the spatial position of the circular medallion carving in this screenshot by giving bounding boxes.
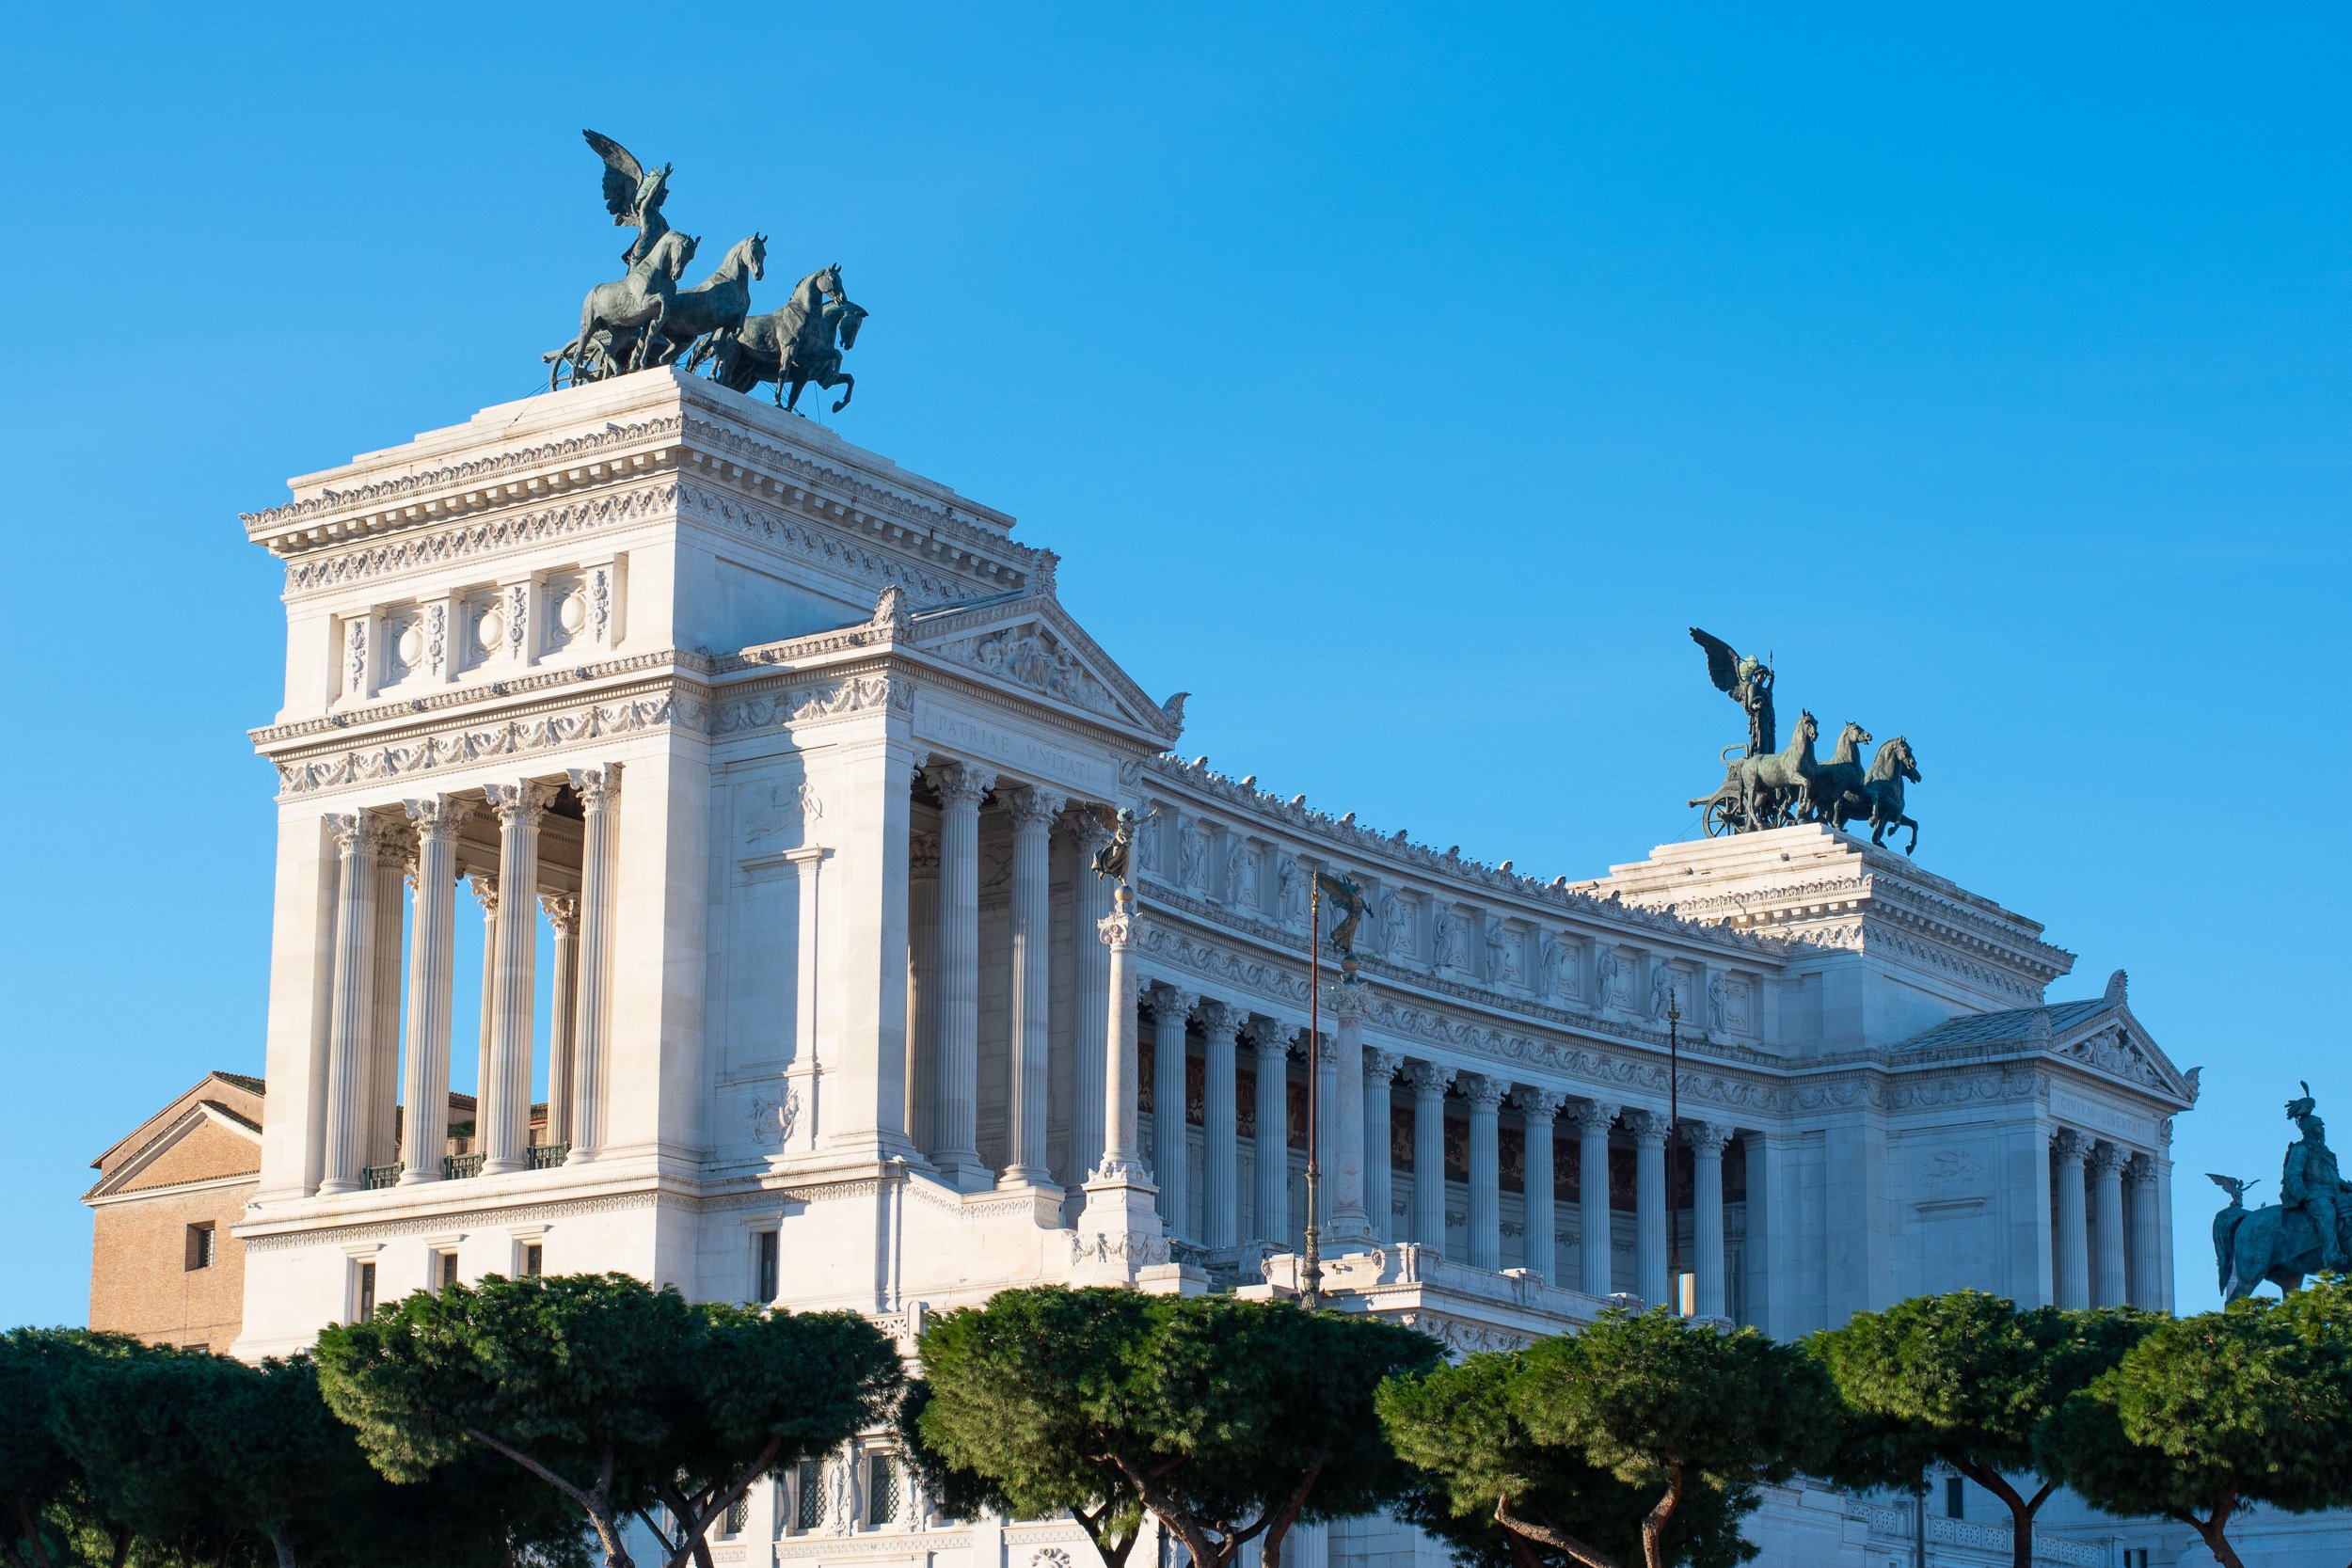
[557,591,587,635]
[476,608,504,652]
[395,626,424,667]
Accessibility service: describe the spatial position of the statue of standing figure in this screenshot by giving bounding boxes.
[2211,1080,2352,1300]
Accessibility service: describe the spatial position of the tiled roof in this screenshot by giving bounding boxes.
[214,1070,265,1096]
[1898,997,2115,1051]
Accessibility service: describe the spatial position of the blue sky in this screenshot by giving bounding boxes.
[1,5,2344,1326]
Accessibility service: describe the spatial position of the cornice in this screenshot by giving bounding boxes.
[1137,754,1786,961]
[251,650,711,748]
[279,478,676,594]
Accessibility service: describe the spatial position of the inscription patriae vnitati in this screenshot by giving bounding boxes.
[915,700,1114,796]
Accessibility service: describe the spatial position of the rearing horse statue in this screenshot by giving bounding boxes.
[650,233,766,368]
[691,263,866,412]
[1736,709,1819,830]
[545,229,698,388]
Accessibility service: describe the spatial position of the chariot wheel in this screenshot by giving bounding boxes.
[548,343,593,391]
[1703,799,1739,838]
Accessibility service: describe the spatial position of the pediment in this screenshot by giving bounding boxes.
[86,1100,262,1201]
[910,591,1184,744]
[2054,1006,2198,1105]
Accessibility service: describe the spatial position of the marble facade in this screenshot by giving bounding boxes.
[229,368,2199,1565]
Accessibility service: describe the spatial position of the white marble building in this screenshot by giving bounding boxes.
[230,368,2204,1565]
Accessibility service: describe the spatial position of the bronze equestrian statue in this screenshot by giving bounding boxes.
[2212,1082,2352,1301]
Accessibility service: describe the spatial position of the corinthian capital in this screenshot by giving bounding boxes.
[1682,1120,1735,1156]
[1571,1100,1618,1137]
[1625,1109,1670,1144]
[2087,1140,2127,1178]
[1194,998,1242,1038]
[924,760,996,809]
[1364,1046,1406,1083]
[484,780,558,827]
[403,794,474,841]
[1514,1086,1566,1121]
[2053,1128,2085,1163]
[567,763,624,810]
[326,813,389,856]
[1005,784,1068,831]
[1405,1061,1455,1098]
[1457,1072,1506,1112]
[1141,985,1200,1024]
[1327,976,1372,1023]
[540,893,580,934]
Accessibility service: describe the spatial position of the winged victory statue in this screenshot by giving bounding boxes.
[583,130,674,269]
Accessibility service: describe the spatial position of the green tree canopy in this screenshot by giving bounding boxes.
[315,1273,900,1568]
[1376,1341,1751,1568]
[0,1329,162,1568]
[1383,1307,1836,1568]
[1809,1290,2155,1568]
[2037,1284,2352,1568]
[913,1287,1438,1568]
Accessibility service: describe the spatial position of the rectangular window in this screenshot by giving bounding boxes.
[865,1454,898,1528]
[185,1224,216,1271]
[1945,1476,1964,1520]
[352,1260,377,1323]
[437,1251,460,1291]
[794,1459,825,1532]
[755,1230,780,1303]
[520,1243,543,1278]
[721,1491,749,1538]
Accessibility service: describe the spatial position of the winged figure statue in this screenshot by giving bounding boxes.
[1690,626,1776,758]
[583,129,674,269]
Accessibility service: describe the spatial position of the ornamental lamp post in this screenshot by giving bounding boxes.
[1669,985,1695,1318]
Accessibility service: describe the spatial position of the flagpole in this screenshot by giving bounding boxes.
[1303,875,1323,1311]
[1667,985,1685,1315]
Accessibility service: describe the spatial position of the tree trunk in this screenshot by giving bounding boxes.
[1259,1463,1321,1568]
[1950,1459,2046,1568]
[1639,1465,1684,1568]
[1494,1496,1627,1568]
[8,1501,54,1568]
[466,1429,634,1568]
[266,1528,300,1568]
[2178,1499,2243,1568]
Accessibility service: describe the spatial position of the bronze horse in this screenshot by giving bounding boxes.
[2214,1179,2339,1302]
[691,263,866,412]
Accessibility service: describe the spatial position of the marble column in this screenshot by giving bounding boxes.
[1460,1073,1504,1271]
[2125,1152,2162,1309]
[1576,1101,1617,1296]
[481,781,554,1175]
[1516,1088,1565,1284]
[1002,786,1063,1188]
[1363,1047,1403,1243]
[397,798,468,1185]
[365,832,407,1172]
[564,764,621,1163]
[1407,1062,1454,1253]
[1688,1122,1733,1319]
[1327,980,1374,1247]
[924,762,993,1190]
[469,874,499,1145]
[1145,986,1198,1235]
[906,832,942,1160]
[1198,1001,1243,1251]
[2054,1129,2090,1310]
[2090,1141,2128,1307]
[1071,895,1167,1283]
[1068,812,1115,1185]
[1630,1109,1670,1306]
[1250,1022,1292,1244]
[318,814,386,1196]
[542,895,580,1157]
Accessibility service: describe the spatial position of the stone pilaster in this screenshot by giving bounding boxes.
[1629,1109,1670,1306]
[1575,1100,1616,1296]
[365,832,407,1171]
[1001,785,1063,1188]
[480,781,555,1175]
[396,797,469,1185]
[1516,1087,1565,1284]
[1363,1046,1403,1243]
[1406,1061,1454,1254]
[905,831,941,1160]
[1687,1121,1734,1320]
[1143,985,1198,1236]
[318,814,387,1196]
[564,764,620,1161]
[924,761,993,1190]
[1198,999,1243,1251]
[1460,1073,1504,1271]
[2054,1129,2090,1310]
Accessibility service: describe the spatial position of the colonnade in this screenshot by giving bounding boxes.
[313,767,621,1196]
[2052,1128,2164,1309]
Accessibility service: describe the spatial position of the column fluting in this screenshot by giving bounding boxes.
[1575,1100,1616,1295]
[1407,1062,1454,1253]
[1068,812,1115,1184]
[2055,1129,2090,1309]
[1630,1109,1669,1306]
[2090,1140,2128,1307]
[1001,785,1064,1188]
[1460,1073,1504,1271]
[481,781,554,1175]
[1250,1022,1292,1245]
[564,764,621,1162]
[1145,986,1198,1235]
[396,797,469,1185]
[906,831,942,1160]
[1199,1000,1243,1251]
[318,814,386,1196]
[924,761,993,1189]
[2125,1152,2162,1308]
[365,833,407,1172]
[1517,1087,1565,1284]
[1093,900,1149,1180]
[542,894,581,1159]
[1689,1121,1733,1319]
[1363,1047,1402,1243]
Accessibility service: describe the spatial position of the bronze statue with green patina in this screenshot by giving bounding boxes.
[2212,1080,2352,1300]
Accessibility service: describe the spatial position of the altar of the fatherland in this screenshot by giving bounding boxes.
[228,366,2201,1568]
